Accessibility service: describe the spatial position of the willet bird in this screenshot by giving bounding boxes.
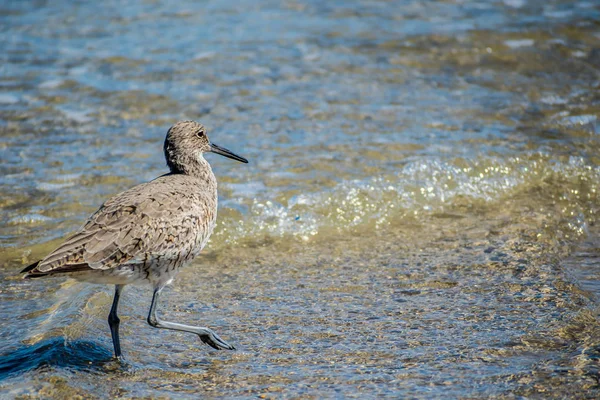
[22,121,248,358]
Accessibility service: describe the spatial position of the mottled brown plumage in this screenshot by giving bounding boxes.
[22,120,248,358]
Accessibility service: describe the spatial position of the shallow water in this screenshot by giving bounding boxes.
[1,0,600,398]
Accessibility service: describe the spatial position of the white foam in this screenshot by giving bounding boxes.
[504,39,534,48]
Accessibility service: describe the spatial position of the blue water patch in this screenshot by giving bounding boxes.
[0,339,114,381]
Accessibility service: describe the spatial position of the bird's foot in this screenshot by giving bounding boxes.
[198,329,235,350]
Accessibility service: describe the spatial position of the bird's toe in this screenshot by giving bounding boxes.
[199,331,235,350]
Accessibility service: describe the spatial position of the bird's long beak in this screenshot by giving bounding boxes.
[209,143,248,163]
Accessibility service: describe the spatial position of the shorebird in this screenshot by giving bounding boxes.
[22,121,248,358]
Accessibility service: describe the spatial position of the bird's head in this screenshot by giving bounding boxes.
[164,121,248,174]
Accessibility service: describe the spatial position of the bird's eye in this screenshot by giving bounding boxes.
[197,130,205,138]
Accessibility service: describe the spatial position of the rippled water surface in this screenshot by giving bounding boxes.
[1,0,600,398]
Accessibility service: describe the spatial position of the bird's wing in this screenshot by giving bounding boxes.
[25,178,210,276]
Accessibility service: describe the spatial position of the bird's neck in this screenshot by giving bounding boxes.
[169,155,217,190]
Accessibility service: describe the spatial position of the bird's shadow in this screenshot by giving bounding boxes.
[0,338,118,380]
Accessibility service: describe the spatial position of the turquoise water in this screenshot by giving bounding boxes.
[1,0,600,398]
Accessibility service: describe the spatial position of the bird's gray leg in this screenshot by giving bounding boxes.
[108,284,125,358]
[147,287,235,351]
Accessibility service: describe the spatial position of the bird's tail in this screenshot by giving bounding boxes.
[20,260,47,278]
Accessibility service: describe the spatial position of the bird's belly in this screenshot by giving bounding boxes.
[69,266,148,285]
[69,258,182,287]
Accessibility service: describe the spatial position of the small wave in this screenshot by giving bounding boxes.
[214,153,599,247]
